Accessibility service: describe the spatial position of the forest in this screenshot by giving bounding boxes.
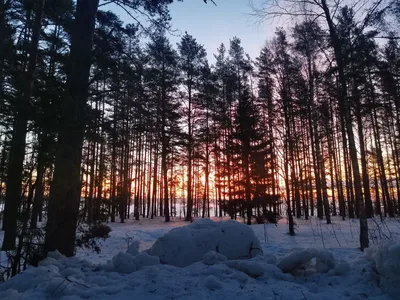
[0,0,399,278]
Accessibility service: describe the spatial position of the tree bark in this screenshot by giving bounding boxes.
[2,0,45,250]
[185,83,193,221]
[30,136,46,229]
[45,0,99,256]
[320,0,368,250]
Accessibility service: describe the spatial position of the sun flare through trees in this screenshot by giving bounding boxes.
[0,0,399,264]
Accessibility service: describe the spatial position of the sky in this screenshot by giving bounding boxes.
[107,0,276,64]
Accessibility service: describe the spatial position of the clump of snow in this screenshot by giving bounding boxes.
[48,250,65,260]
[38,257,64,270]
[277,248,318,273]
[126,240,140,256]
[190,218,215,229]
[228,270,249,284]
[203,251,227,265]
[316,250,336,273]
[366,241,400,298]
[0,289,20,299]
[226,260,266,278]
[200,263,232,279]
[148,219,262,267]
[328,261,350,276]
[263,253,278,265]
[112,252,160,274]
[203,275,222,290]
[225,256,284,279]
[0,265,60,294]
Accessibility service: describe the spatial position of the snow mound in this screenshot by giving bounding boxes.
[225,256,284,279]
[316,250,336,273]
[277,248,318,273]
[48,250,65,260]
[229,270,249,284]
[203,275,223,290]
[366,241,400,298]
[263,253,278,265]
[226,260,266,278]
[0,265,60,294]
[190,218,215,229]
[148,219,262,267]
[203,251,227,265]
[126,240,140,256]
[112,252,160,274]
[38,257,63,270]
[328,261,350,276]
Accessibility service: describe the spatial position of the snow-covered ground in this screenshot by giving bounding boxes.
[0,216,399,299]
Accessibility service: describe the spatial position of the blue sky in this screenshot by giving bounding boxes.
[106,0,276,64]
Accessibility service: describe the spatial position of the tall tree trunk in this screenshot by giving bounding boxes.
[327,131,337,216]
[0,139,8,216]
[283,89,294,235]
[45,0,99,256]
[30,136,46,229]
[2,0,45,250]
[243,145,252,225]
[146,138,152,218]
[87,125,96,224]
[352,79,373,218]
[373,150,382,217]
[95,96,105,222]
[320,148,331,224]
[135,132,142,220]
[186,84,193,221]
[161,53,169,222]
[343,133,355,217]
[321,0,368,249]
[0,0,11,107]
[151,145,158,219]
[306,56,323,220]
[334,126,346,219]
[371,86,393,217]
[110,106,117,223]
[162,139,169,222]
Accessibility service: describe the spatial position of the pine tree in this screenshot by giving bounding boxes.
[177,32,206,221]
[146,29,180,222]
[271,29,295,234]
[2,0,45,251]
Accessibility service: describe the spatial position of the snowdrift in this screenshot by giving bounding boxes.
[0,218,396,299]
[147,219,263,267]
[277,248,318,273]
[367,241,400,298]
[112,252,160,273]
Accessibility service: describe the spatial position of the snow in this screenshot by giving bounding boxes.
[0,216,399,299]
[111,252,160,274]
[328,261,350,276]
[126,240,140,256]
[277,248,318,273]
[147,219,263,267]
[203,275,223,290]
[203,251,227,265]
[366,241,400,298]
[225,258,279,278]
[316,250,336,273]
